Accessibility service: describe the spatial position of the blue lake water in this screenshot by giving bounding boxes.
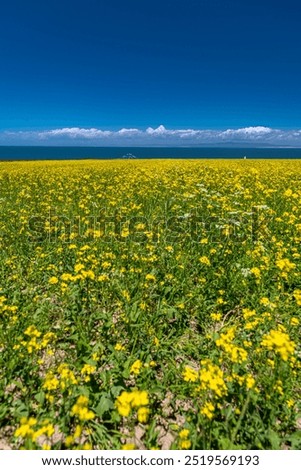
[1,146,301,160]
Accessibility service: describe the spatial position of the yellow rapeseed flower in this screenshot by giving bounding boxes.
[130,359,142,375]
[182,366,198,382]
[200,401,215,419]
[261,328,295,361]
[199,256,211,266]
[137,407,150,423]
[71,396,95,421]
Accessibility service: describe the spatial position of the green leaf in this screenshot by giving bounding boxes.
[266,429,280,449]
[0,405,8,420]
[34,390,45,405]
[110,386,124,398]
[95,395,114,417]
[288,430,301,450]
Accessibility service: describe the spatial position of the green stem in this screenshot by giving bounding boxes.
[231,391,251,444]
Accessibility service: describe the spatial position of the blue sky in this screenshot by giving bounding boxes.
[1,0,301,145]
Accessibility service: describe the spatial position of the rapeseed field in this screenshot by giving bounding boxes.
[0,159,300,449]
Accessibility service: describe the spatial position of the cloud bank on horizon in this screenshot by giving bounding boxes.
[1,125,301,146]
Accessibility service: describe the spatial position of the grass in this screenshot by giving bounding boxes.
[0,159,300,450]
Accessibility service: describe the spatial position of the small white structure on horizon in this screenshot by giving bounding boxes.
[244,156,247,159]
[122,153,137,159]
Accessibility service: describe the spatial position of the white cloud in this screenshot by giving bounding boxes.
[222,126,272,136]
[38,127,112,138]
[117,128,141,135]
[1,125,301,146]
[146,125,168,135]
